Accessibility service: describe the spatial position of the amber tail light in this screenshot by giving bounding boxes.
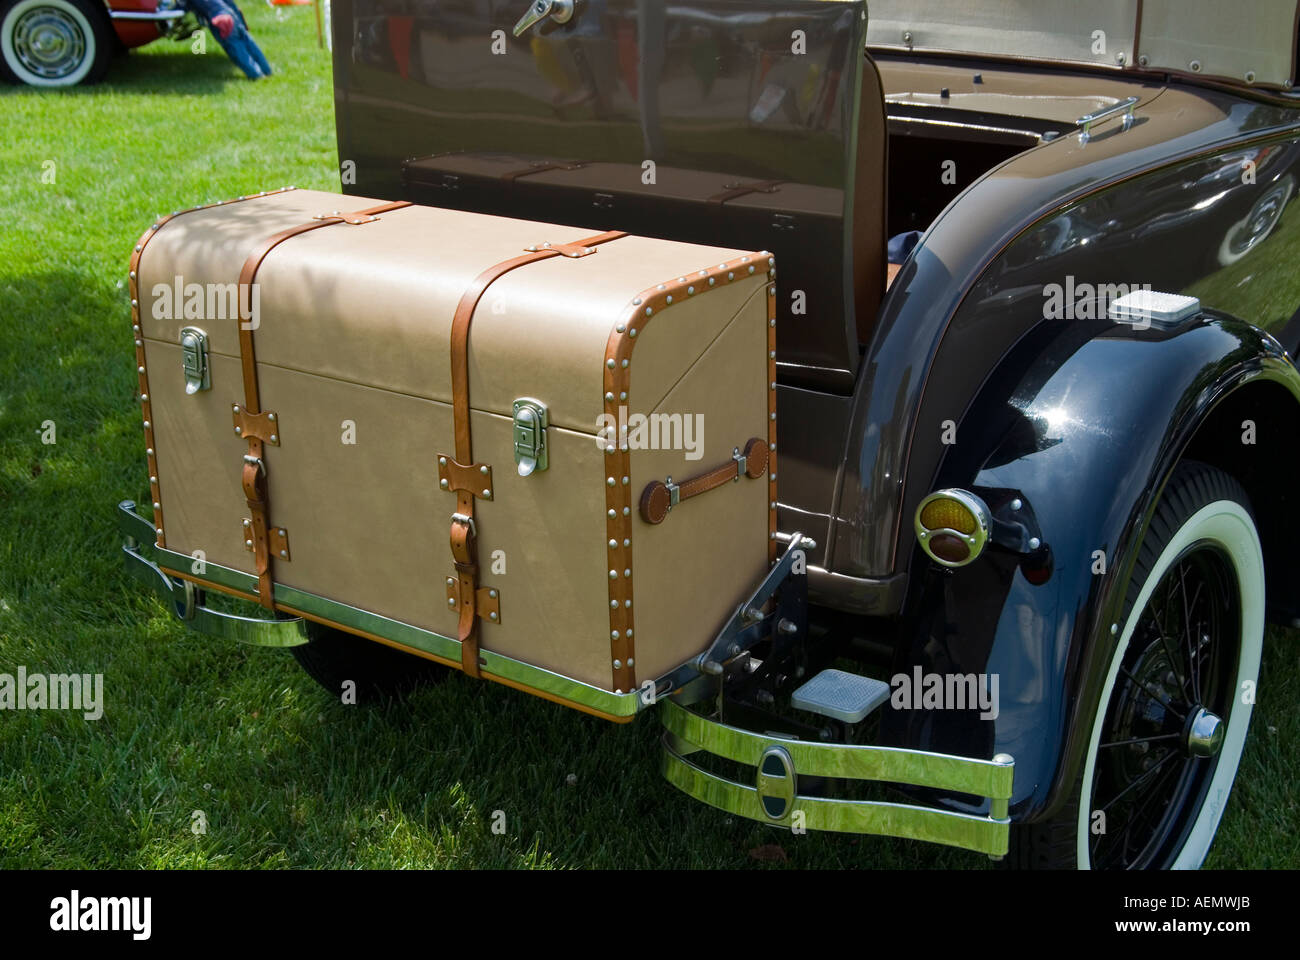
[914,489,992,568]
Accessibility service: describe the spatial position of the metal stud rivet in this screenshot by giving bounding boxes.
[270,435,277,443]
[480,465,489,475]
[489,612,498,620]
[607,359,616,369]
[280,550,288,558]
[611,600,619,609]
[440,479,449,489]
[607,477,616,487]
[482,488,491,497]
[630,329,637,337]
[448,597,457,606]
[613,657,622,666]
[610,570,618,580]
[609,539,618,549]
[627,657,634,666]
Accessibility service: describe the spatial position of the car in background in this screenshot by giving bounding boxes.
[0,0,190,86]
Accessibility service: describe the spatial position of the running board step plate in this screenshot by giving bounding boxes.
[790,669,891,723]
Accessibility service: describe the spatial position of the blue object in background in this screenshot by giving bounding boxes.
[887,230,924,264]
[186,0,272,79]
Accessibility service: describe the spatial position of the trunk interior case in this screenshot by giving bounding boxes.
[132,188,776,694]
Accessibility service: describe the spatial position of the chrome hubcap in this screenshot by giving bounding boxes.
[1185,707,1225,758]
[12,8,86,80]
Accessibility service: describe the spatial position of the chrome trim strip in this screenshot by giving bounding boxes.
[109,10,186,19]
[662,739,1010,855]
[117,500,645,718]
[885,112,1044,145]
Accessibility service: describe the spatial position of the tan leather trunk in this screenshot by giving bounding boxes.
[130,187,776,708]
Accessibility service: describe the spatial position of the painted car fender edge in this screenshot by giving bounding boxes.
[827,79,1300,584]
[880,312,1300,821]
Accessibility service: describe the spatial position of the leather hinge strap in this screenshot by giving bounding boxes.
[639,437,769,525]
[234,198,412,608]
[445,228,628,677]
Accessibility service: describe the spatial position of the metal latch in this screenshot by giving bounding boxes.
[512,398,549,476]
[180,326,209,394]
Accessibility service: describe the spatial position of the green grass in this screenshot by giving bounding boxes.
[1,9,1297,869]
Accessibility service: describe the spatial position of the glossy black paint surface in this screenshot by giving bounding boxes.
[334,0,868,391]
[835,86,1300,582]
[879,315,1300,817]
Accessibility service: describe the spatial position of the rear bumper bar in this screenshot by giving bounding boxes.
[661,699,1015,856]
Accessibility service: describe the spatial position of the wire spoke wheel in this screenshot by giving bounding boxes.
[1088,545,1239,869]
[1010,462,1264,870]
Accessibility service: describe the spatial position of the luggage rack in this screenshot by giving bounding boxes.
[115,500,645,722]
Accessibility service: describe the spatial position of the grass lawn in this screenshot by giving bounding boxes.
[1,7,1297,870]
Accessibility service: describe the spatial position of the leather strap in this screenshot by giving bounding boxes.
[235,199,412,608]
[639,437,768,525]
[447,228,628,677]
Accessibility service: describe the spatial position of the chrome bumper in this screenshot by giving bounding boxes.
[119,501,310,647]
[661,699,1015,856]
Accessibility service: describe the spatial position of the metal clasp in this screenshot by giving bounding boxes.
[180,326,210,394]
[513,398,549,476]
[665,477,680,507]
[732,446,746,480]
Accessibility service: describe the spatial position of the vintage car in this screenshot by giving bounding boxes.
[0,0,188,86]
[117,0,1300,869]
